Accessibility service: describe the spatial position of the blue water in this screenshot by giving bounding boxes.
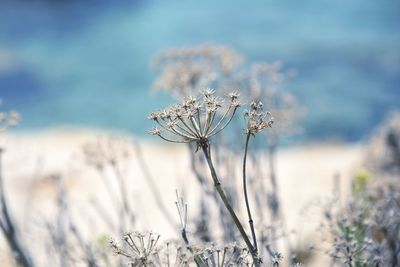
[0,0,399,142]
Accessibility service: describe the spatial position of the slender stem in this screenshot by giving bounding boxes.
[243,133,258,253]
[110,161,130,227]
[268,142,279,217]
[200,143,258,264]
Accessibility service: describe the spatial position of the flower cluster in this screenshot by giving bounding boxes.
[82,136,131,169]
[244,101,274,136]
[110,232,161,266]
[152,44,243,97]
[195,242,253,266]
[148,89,241,144]
[243,62,303,137]
[153,44,243,75]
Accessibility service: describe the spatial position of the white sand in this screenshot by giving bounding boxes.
[0,129,363,266]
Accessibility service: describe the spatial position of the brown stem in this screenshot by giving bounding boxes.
[200,143,259,264]
[243,133,258,253]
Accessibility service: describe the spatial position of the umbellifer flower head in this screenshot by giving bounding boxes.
[244,100,274,136]
[148,88,241,145]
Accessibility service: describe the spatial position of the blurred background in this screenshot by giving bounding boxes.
[1,0,399,141]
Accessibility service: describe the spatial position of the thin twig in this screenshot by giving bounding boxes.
[243,133,258,253]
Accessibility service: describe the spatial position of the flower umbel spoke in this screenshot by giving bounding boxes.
[148,88,241,145]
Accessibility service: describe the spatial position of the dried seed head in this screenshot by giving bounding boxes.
[228,90,240,100]
[82,136,131,169]
[148,89,240,145]
[148,111,160,121]
[152,44,243,97]
[245,101,274,136]
[202,88,215,97]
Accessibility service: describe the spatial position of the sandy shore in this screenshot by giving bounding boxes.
[0,128,363,266]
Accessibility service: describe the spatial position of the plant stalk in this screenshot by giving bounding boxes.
[243,133,258,253]
[200,143,259,265]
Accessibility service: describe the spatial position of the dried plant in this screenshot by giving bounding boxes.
[152,44,304,262]
[318,115,400,267]
[364,110,400,174]
[244,61,301,137]
[149,89,273,266]
[152,44,243,97]
[45,174,99,267]
[235,61,303,258]
[148,89,241,145]
[82,136,135,234]
[110,232,161,266]
[322,179,398,267]
[0,104,33,267]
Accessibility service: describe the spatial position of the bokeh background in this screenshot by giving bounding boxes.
[1,0,399,141]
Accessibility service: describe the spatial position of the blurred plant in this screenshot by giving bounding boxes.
[83,135,179,234]
[319,114,400,266]
[0,105,34,267]
[82,136,135,234]
[364,111,400,174]
[152,44,243,97]
[45,174,99,267]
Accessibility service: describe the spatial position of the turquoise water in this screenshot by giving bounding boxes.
[0,0,399,141]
